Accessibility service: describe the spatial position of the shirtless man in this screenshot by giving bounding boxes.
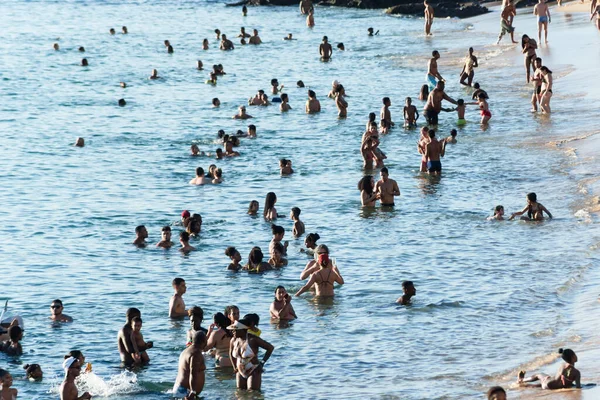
[233,106,253,119]
[426,51,444,91]
[534,0,551,44]
[173,331,206,399]
[149,69,159,80]
[530,57,544,112]
[424,0,434,36]
[60,358,92,400]
[189,167,211,185]
[497,0,518,44]
[300,0,313,14]
[424,130,445,175]
[305,90,321,113]
[50,299,73,322]
[220,34,234,50]
[396,281,416,305]
[156,226,174,249]
[249,29,262,45]
[459,47,478,87]
[179,231,197,253]
[118,308,141,367]
[374,167,400,207]
[424,81,457,125]
[133,225,148,247]
[238,27,251,38]
[380,97,394,131]
[170,278,188,318]
[319,36,332,61]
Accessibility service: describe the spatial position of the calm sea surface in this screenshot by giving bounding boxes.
[1,1,599,399]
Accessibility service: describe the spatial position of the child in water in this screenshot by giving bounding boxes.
[476,92,492,124]
[445,129,457,144]
[130,316,153,364]
[455,99,468,125]
[403,97,419,128]
[247,200,259,215]
[0,326,23,356]
[290,207,305,237]
[487,205,505,221]
[509,192,552,221]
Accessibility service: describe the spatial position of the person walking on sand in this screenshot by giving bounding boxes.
[534,0,551,44]
[424,0,434,36]
[459,47,478,87]
[497,0,518,44]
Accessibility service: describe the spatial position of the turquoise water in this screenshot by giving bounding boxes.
[1,1,599,399]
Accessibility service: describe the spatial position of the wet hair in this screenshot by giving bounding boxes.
[192,331,206,345]
[383,97,390,104]
[248,200,259,213]
[180,231,190,242]
[494,205,504,215]
[264,192,277,218]
[161,225,171,232]
[540,66,552,74]
[224,305,239,319]
[23,364,42,378]
[172,277,185,286]
[0,369,8,378]
[8,326,22,341]
[526,192,537,203]
[368,112,376,123]
[450,129,457,137]
[216,148,223,156]
[535,57,542,63]
[215,168,222,178]
[432,50,439,57]
[357,175,374,195]
[225,246,238,258]
[126,308,141,321]
[271,224,284,236]
[380,119,388,129]
[188,306,204,321]
[78,46,85,52]
[64,350,83,360]
[322,36,328,41]
[486,386,506,399]
[258,89,265,95]
[271,78,278,85]
[213,312,232,336]
[248,246,264,264]
[473,82,480,89]
[135,225,145,234]
[167,45,173,53]
[305,233,320,245]
[196,167,204,176]
[402,281,414,289]
[297,80,305,88]
[369,121,378,129]
[81,58,88,66]
[368,27,374,32]
[469,47,473,53]
[217,130,226,138]
[478,93,487,99]
[337,43,344,50]
[381,167,389,175]
[308,89,316,98]
[243,313,260,327]
[457,99,464,106]
[215,29,221,34]
[131,316,142,324]
[281,93,289,102]
[279,158,289,167]
[212,98,219,106]
[429,130,436,138]
[291,207,301,218]
[559,348,576,363]
[52,299,64,306]
[118,99,126,107]
[420,84,429,98]
[248,124,256,131]
[405,96,412,103]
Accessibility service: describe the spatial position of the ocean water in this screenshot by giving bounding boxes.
[1,1,599,399]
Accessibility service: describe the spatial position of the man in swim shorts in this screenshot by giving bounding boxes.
[534,0,551,44]
[173,331,206,399]
[497,0,518,44]
[424,130,445,175]
[374,167,400,207]
[426,50,443,91]
[424,81,457,125]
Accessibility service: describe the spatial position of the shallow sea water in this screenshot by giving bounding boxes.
[1,1,599,399]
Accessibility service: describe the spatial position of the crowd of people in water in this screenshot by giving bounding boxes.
[1,0,587,399]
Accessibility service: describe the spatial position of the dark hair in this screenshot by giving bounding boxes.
[248,246,264,265]
[535,57,542,63]
[243,313,260,327]
[272,241,284,255]
[559,348,576,362]
[215,168,222,178]
[478,93,486,99]
[540,66,552,74]
[180,231,190,242]
[473,82,480,89]
[173,277,185,286]
[131,316,142,324]
[212,98,219,105]
[224,305,239,318]
[357,175,374,195]
[192,331,206,345]
[167,45,173,53]
[225,246,237,258]
[213,312,232,336]
[402,281,414,289]
[420,85,429,97]
[126,308,141,321]
[118,98,126,106]
[526,192,537,203]
[382,97,390,104]
[188,306,204,321]
[291,207,301,218]
[305,233,320,245]
[429,130,436,138]
[322,36,328,41]
[0,369,8,378]
[52,299,64,306]
[215,29,220,34]
[216,148,223,155]
[135,225,145,234]
[23,364,41,377]
[432,50,439,56]
[196,167,204,176]
[64,350,83,360]
[368,112,376,123]
[450,129,457,137]
[308,89,316,98]
[486,386,506,399]
[281,93,288,102]
[237,317,251,328]
[381,167,389,175]
[457,99,464,106]
[264,192,277,218]
[248,124,256,131]
[271,78,278,85]
[469,47,473,53]
[8,326,22,341]
[494,205,504,215]
[271,225,284,235]
[297,80,305,88]
[521,34,530,49]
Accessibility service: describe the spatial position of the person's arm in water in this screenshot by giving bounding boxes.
[295,273,317,296]
[509,205,529,220]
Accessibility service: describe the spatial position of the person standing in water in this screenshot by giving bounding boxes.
[380,97,394,131]
[50,299,73,322]
[173,331,206,398]
[424,81,457,125]
[517,348,581,390]
[539,66,553,114]
[228,319,274,391]
[530,57,544,112]
[270,286,297,321]
[307,8,315,27]
[424,0,434,35]
[426,51,444,91]
[459,47,478,87]
[170,278,189,318]
[118,308,141,367]
[533,0,551,44]
[60,358,92,400]
[396,281,416,305]
[424,130,445,175]
[133,225,148,247]
[295,244,344,297]
[319,36,332,61]
[509,192,552,221]
[374,167,400,207]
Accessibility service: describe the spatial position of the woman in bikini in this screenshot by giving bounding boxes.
[228,319,274,391]
[459,47,478,87]
[357,175,379,207]
[521,35,538,83]
[204,312,233,367]
[539,66,553,114]
[263,192,279,221]
[295,244,344,297]
[509,192,553,221]
[518,348,581,390]
[335,85,348,118]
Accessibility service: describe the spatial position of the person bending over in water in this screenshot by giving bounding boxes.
[170,278,189,318]
[533,0,551,44]
[204,313,233,367]
[133,225,148,247]
[358,175,380,207]
[228,319,274,391]
[270,286,297,321]
[403,97,419,128]
[225,246,242,271]
[50,299,73,322]
[459,47,478,87]
[130,316,153,365]
[296,244,344,297]
[472,83,489,100]
[290,207,305,237]
[247,200,259,216]
[173,331,206,399]
[509,192,552,221]
[396,281,416,305]
[319,36,332,61]
[23,363,43,381]
[233,106,252,119]
[156,226,174,249]
[487,386,506,400]
[280,159,294,175]
[60,358,92,400]
[487,205,505,221]
[518,348,581,390]
[375,167,400,206]
[305,90,321,113]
